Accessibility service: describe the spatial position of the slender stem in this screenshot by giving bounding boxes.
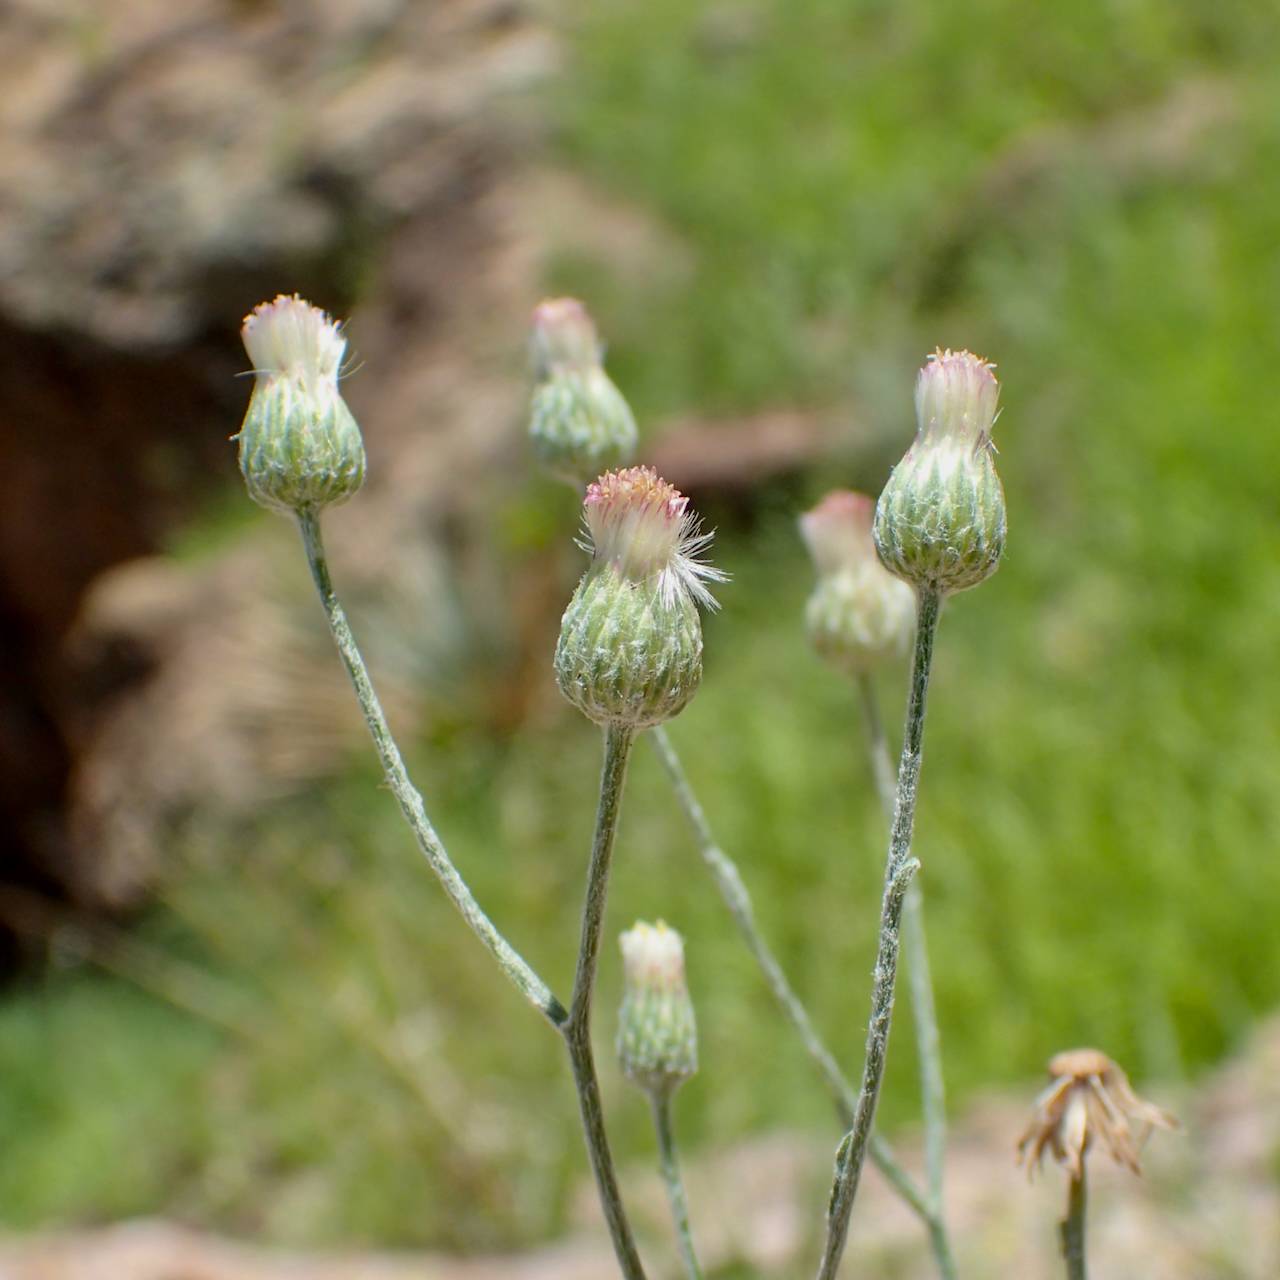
[858,677,952,1246]
[296,509,567,1029]
[301,510,642,1275]
[1060,1170,1087,1280]
[650,1089,703,1280]
[649,726,934,1228]
[816,588,942,1280]
[563,723,647,1280]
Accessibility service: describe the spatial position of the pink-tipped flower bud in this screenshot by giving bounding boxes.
[874,349,1006,595]
[555,467,725,729]
[530,297,600,378]
[617,920,698,1095]
[236,295,366,515]
[799,491,915,675]
[528,298,637,485]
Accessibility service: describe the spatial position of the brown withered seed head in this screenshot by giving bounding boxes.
[1016,1047,1178,1181]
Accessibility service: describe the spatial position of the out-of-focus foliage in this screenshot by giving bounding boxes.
[2,0,1279,1256]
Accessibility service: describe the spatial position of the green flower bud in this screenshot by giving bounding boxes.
[528,299,638,486]
[554,466,725,729]
[617,921,697,1096]
[874,349,1006,595]
[237,295,366,515]
[799,490,916,675]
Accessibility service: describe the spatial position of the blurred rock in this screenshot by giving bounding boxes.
[0,0,555,911]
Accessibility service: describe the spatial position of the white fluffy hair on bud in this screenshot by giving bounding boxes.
[582,466,727,610]
[914,347,999,446]
[620,921,686,991]
[242,294,346,395]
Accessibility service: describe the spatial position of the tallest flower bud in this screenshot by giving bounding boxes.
[874,349,1006,595]
[555,467,725,729]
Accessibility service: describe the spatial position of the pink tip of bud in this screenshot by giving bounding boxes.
[620,921,687,992]
[242,294,346,392]
[531,296,601,378]
[585,465,688,524]
[915,347,1000,444]
[799,490,878,577]
[582,465,725,608]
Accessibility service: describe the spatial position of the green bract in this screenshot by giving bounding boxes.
[555,564,702,729]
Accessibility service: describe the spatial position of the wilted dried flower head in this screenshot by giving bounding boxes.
[1017,1048,1177,1180]
[583,466,726,610]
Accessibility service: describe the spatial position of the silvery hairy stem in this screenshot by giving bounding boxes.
[857,674,955,1278]
[816,587,941,1280]
[298,510,566,1027]
[564,723,648,1279]
[650,1088,703,1280]
[298,511,645,1278]
[650,728,946,1239]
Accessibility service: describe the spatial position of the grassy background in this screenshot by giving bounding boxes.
[2,0,1279,1258]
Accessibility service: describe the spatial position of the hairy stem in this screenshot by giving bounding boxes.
[301,511,644,1276]
[649,727,934,1228]
[816,588,942,1280]
[650,1089,703,1280]
[858,675,954,1277]
[1060,1170,1087,1280]
[297,509,566,1028]
[563,723,647,1280]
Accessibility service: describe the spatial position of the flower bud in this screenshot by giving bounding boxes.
[237,295,366,515]
[528,299,638,486]
[873,349,1006,595]
[617,921,697,1095]
[555,467,725,729]
[799,490,916,675]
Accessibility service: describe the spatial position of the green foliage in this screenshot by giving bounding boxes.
[4,0,1280,1254]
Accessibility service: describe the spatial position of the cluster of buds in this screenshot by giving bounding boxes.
[528,298,638,486]
[237,295,366,515]
[799,490,916,675]
[555,466,725,730]
[874,349,1006,595]
[616,921,698,1096]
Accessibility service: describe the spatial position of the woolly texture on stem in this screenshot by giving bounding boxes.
[297,510,565,1027]
[650,1089,704,1280]
[816,588,941,1280]
[648,729,941,1228]
[857,676,955,1279]
[564,724,648,1280]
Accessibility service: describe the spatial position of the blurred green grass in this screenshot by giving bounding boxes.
[2,0,1280,1256]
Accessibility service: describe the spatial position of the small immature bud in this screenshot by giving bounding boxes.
[555,467,725,729]
[874,349,1006,595]
[799,490,915,675]
[237,295,366,515]
[617,921,698,1095]
[528,298,638,486]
